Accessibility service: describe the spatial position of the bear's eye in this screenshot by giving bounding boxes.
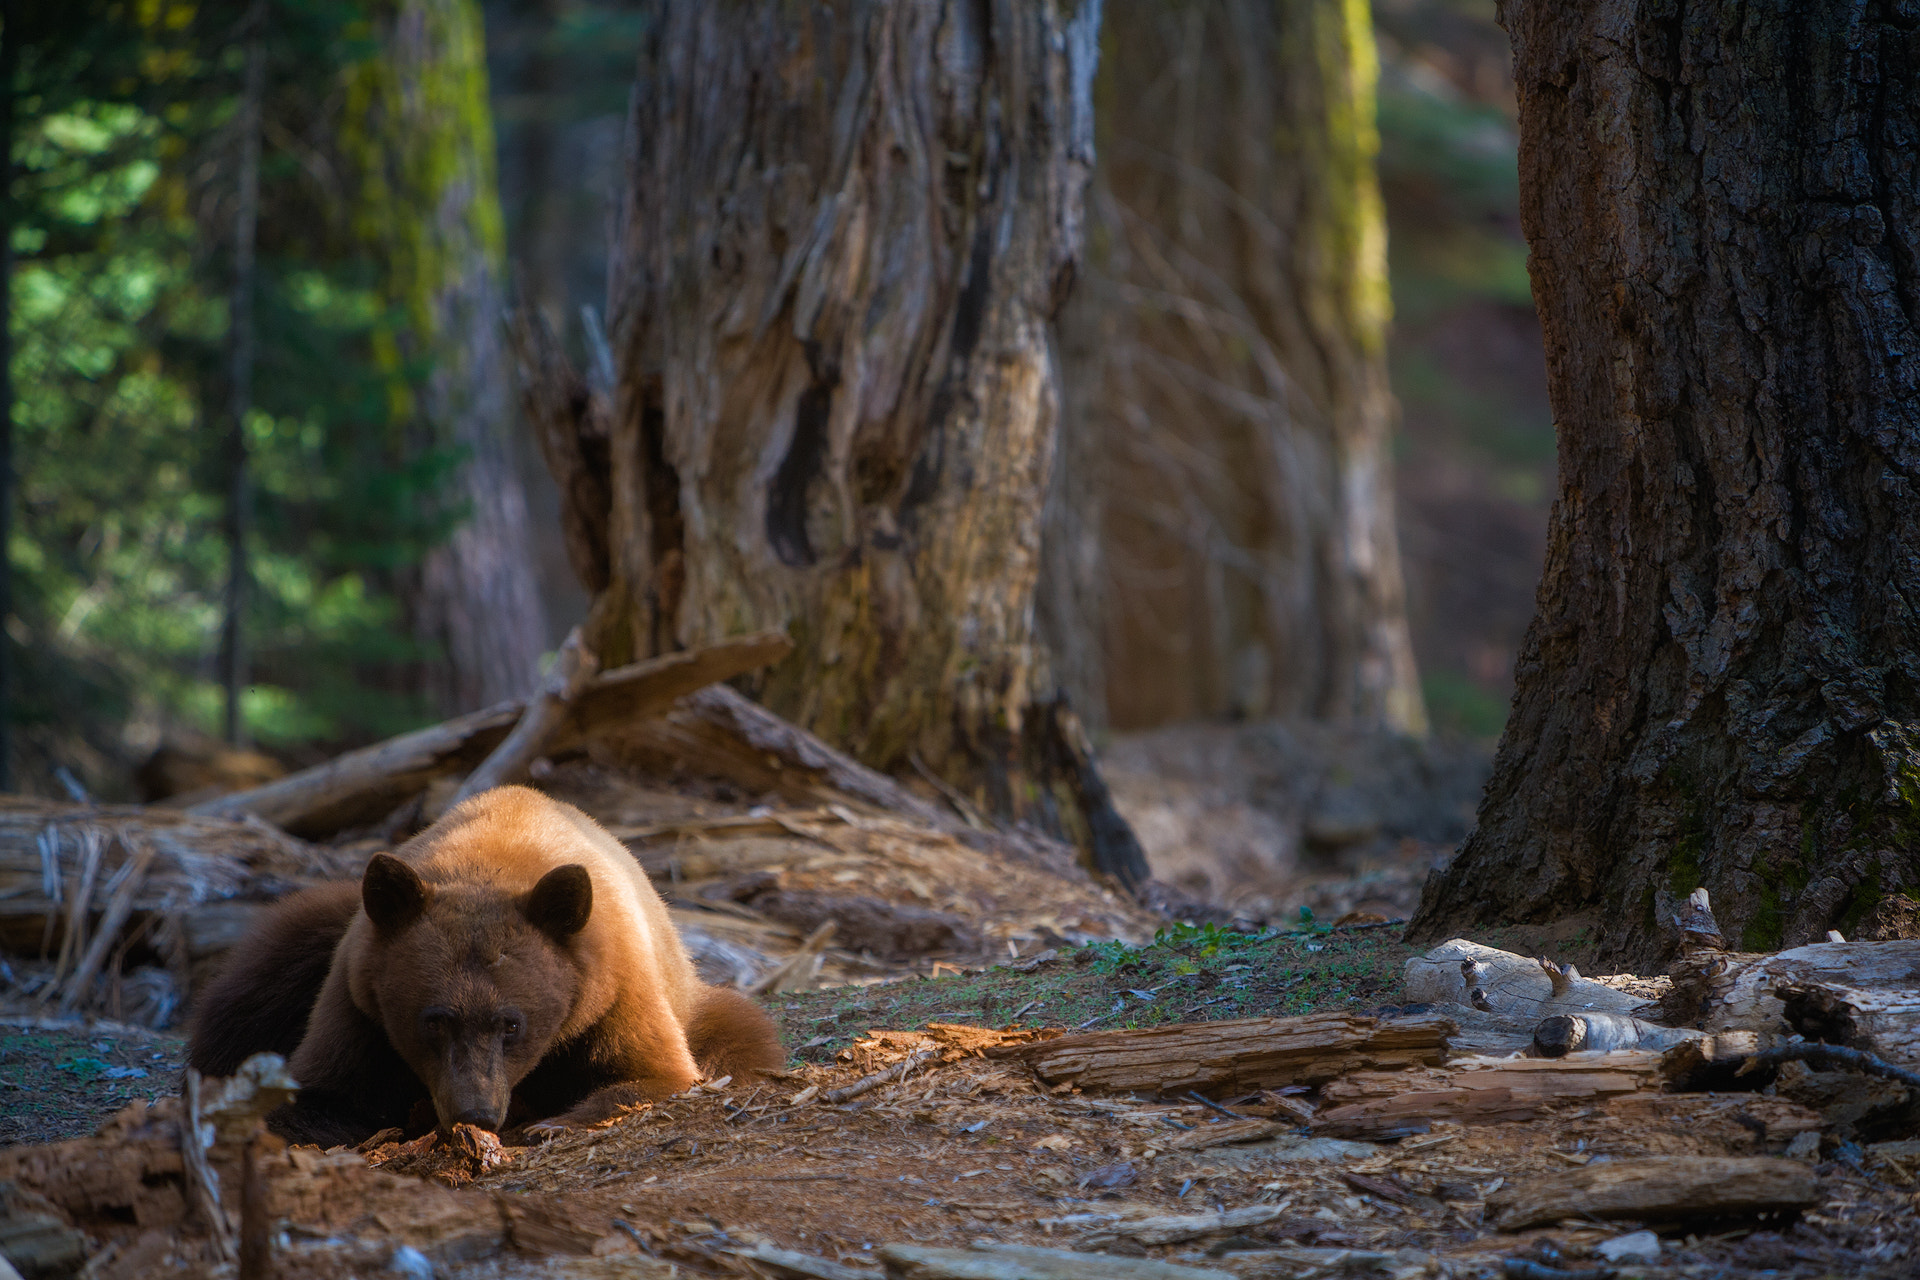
[421,1008,454,1037]
[500,1012,524,1041]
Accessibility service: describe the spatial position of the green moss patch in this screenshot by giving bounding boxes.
[766,920,1418,1063]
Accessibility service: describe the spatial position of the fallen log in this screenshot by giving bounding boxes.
[879,1242,1233,1280]
[1404,939,1652,1020]
[1076,1204,1284,1247]
[1668,940,1920,1071]
[189,632,791,837]
[0,801,349,1019]
[1486,1156,1817,1231]
[987,1012,1453,1097]
[448,625,599,808]
[1313,1052,1664,1138]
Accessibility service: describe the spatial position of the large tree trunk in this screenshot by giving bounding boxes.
[346,0,547,714]
[525,0,1142,878]
[1409,1,1920,968]
[1041,0,1425,734]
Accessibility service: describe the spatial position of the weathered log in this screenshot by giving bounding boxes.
[879,1242,1232,1280]
[1667,940,1920,1071]
[1315,1053,1664,1137]
[190,632,791,837]
[1404,940,1651,1020]
[988,1012,1452,1097]
[603,686,1091,879]
[448,626,599,809]
[1487,1157,1817,1231]
[1533,1012,1703,1057]
[0,801,346,962]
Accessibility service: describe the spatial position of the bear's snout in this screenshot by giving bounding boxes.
[432,1035,513,1134]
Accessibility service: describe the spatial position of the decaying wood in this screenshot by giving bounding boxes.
[1314,1052,1664,1138]
[879,1242,1233,1280]
[1078,1204,1284,1248]
[190,632,790,836]
[0,1081,620,1274]
[1667,940,1920,1071]
[53,835,157,1014]
[1404,939,1651,1020]
[1532,1011,1703,1057]
[1487,1156,1817,1231]
[180,1071,236,1261]
[449,625,598,808]
[990,1012,1452,1097]
[0,802,348,1017]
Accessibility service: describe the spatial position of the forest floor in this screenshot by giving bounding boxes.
[4,921,1918,1279]
[0,720,1914,1278]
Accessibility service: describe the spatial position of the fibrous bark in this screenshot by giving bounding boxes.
[1410,0,1920,966]
[527,1,1140,871]
[1043,0,1424,733]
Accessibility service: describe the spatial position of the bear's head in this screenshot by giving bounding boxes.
[357,852,591,1133]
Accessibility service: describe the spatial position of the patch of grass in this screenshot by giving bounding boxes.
[0,1025,186,1148]
[765,923,1418,1063]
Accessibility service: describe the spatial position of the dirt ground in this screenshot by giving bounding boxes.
[4,926,1918,1278]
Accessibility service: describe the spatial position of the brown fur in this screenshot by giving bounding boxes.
[188,786,783,1146]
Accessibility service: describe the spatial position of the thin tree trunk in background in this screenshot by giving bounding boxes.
[0,0,13,790]
[1044,0,1425,735]
[221,2,265,746]
[522,0,1148,884]
[1409,1,1920,968]
[347,0,546,714]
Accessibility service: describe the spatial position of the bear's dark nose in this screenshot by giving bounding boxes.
[453,1107,500,1130]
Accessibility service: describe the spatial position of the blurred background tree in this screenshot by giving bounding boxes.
[6,0,1550,801]
[7,0,543,798]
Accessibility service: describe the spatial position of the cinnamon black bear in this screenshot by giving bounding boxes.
[189,786,784,1146]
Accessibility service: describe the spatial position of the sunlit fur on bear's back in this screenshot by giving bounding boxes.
[373,786,700,1037]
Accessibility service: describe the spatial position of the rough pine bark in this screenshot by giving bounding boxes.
[528,0,1140,873]
[345,0,547,714]
[1043,0,1425,734]
[1409,0,1920,967]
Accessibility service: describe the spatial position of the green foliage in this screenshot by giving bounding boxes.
[9,0,495,789]
[1420,668,1508,739]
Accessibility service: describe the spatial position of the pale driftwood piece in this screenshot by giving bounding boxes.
[181,1070,237,1262]
[879,1242,1233,1280]
[1734,942,1920,1070]
[1404,939,1648,1020]
[1079,1205,1284,1247]
[1314,1052,1663,1137]
[1663,940,1920,1071]
[55,835,158,1014]
[733,1243,879,1280]
[190,632,791,837]
[46,827,106,993]
[1533,1011,1704,1057]
[1487,1156,1817,1230]
[989,1012,1453,1097]
[1149,1119,1284,1153]
[449,627,599,808]
[0,803,344,989]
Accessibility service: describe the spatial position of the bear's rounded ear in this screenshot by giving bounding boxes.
[363,853,430,936]
[524,864,592,941]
